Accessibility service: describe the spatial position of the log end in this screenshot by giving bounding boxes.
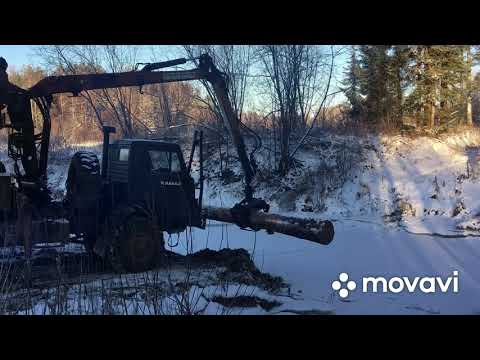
[311,220,335,245]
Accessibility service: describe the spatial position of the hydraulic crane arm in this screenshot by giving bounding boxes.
[1,54,259,207]
[0,55,333,245]
[28,54,256,199]
[29,69,204,97]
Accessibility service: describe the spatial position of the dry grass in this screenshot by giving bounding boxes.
[0,231,285,315]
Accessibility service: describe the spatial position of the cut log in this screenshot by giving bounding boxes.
[203,206,334,245]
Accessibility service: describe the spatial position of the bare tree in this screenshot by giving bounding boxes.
[177,46,255,175]
[254,45,336,174]
[35,45,144,137]
[137,82,199,136]
[182,45,253,127]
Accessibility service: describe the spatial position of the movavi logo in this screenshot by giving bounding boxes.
[331,271,459,299]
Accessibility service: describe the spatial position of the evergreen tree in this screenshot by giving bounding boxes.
[344,45,473,131]
[341,46,365,122]
[386,45,410,127]
[406,45,469,129]
[464,46,473,126]
[358,45,390,126]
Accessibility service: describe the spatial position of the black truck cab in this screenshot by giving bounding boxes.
[106,139,202,233]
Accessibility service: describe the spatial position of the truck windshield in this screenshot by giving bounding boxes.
[148,150,181,173]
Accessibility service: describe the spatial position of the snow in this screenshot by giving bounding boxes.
[180,219,480,315]
[3,129,480,314]
[191,129,480,314]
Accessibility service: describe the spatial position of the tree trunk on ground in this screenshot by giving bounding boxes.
[203,206,334,245]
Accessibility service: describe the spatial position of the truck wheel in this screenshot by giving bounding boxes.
[65,151,101,253]
[109,213,164,273]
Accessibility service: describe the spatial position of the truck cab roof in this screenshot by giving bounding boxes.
[112,139,181,152]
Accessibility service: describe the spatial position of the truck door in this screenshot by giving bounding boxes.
[146,148,191,232]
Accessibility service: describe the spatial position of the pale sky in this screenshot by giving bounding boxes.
[0,44,348,108]
[0,45,38,69]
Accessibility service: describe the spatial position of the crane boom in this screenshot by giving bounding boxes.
[0,54,334,257]
[28,69,204,97]
[1,54,259,206]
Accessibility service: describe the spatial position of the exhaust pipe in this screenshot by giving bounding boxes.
[101,126,116,180]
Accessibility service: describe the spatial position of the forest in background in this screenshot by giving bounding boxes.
[4,45,480,175]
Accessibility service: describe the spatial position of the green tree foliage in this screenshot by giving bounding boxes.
[343,45,476,131]
[387,46,410,126]
[405,46,468,128]
[343,45,409,128]
[341,47,364,122]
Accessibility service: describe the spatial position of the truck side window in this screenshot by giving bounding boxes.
[149,150,169,171]
[119,148,129,161]
[148,150,182,173]
[171,152,181,173]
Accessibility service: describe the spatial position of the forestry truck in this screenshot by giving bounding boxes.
[0,54,334,272]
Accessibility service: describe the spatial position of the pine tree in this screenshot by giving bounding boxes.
[406,45,469,129]
[358,45,390,125]
[343,45,411,129]
[465,46,473,126]
[386,46,410,127]
[341,46,365,122]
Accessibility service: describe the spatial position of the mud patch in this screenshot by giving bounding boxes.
[1,247,288,314]
[165,248,287,292]
[211,295,282,312]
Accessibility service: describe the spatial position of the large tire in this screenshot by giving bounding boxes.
[109,212,164,273]
[65,151,102,253]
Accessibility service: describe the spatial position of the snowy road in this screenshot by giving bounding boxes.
[178,220,480,315]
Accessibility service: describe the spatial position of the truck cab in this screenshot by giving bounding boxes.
[106,139,203,233]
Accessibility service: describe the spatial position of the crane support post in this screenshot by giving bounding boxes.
[102,126,116,180]
[198,55,256,199]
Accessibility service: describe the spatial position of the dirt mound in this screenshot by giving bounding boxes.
[164,248,286,292]
[1,247,289,314]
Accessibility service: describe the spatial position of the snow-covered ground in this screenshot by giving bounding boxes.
[197,129,480,314]
[185,220,479,315]
[3,129,480,314]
